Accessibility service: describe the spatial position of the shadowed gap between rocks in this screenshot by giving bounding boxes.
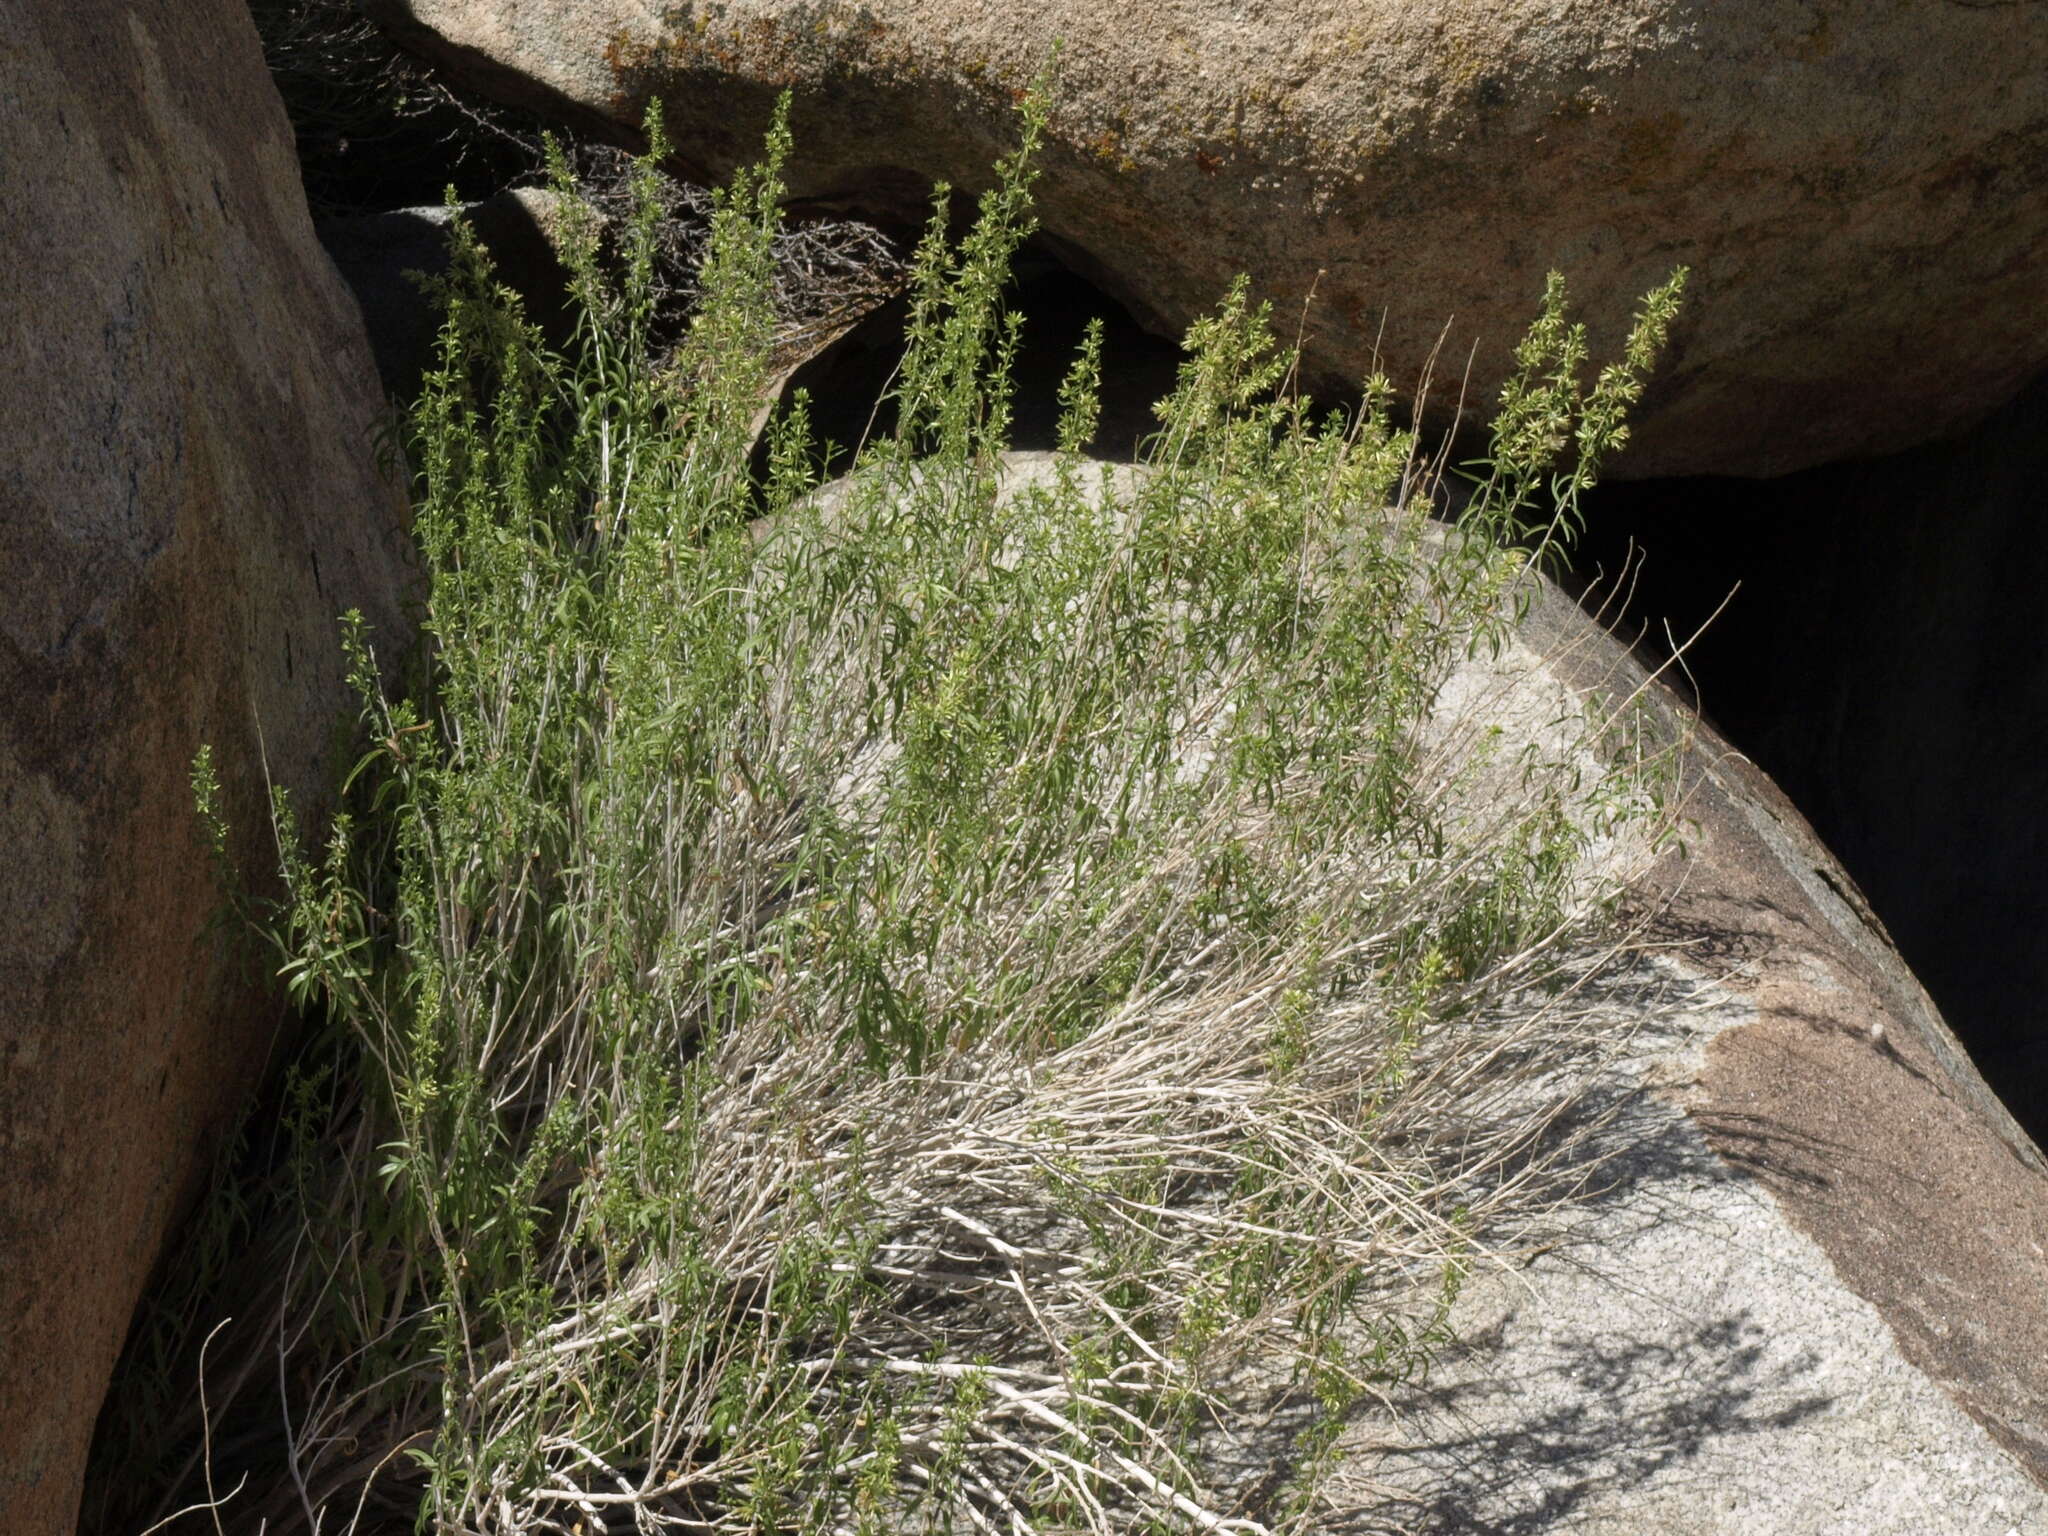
[1568,370,2048,1148]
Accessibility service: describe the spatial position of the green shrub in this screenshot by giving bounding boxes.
[108,89,1683,1535]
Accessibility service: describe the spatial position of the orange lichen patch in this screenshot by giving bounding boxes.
[1084,126,1135,173]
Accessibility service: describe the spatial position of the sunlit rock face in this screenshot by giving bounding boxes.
[373,0,2048,478]
[1395,573,2048,1528]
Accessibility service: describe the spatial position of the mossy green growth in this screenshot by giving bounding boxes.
[107,85,1685,1536]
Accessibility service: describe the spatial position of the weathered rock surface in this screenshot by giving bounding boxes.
[1330,566,2048,1529]
[372,0,2048,478]
[0,2,414,1528]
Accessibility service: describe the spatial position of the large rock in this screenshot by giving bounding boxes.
[371,0,2048,478]
[0,2,414,1529]
[1326,564,2048,1528]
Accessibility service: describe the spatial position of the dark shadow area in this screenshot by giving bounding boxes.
[1569,371,2048,1144]
[251,0,557,218]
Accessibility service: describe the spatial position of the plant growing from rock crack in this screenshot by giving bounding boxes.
[101,85,1687,1536]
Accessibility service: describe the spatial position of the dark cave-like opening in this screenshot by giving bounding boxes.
[1571,372,2048,1146]
[252,0,556,218]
